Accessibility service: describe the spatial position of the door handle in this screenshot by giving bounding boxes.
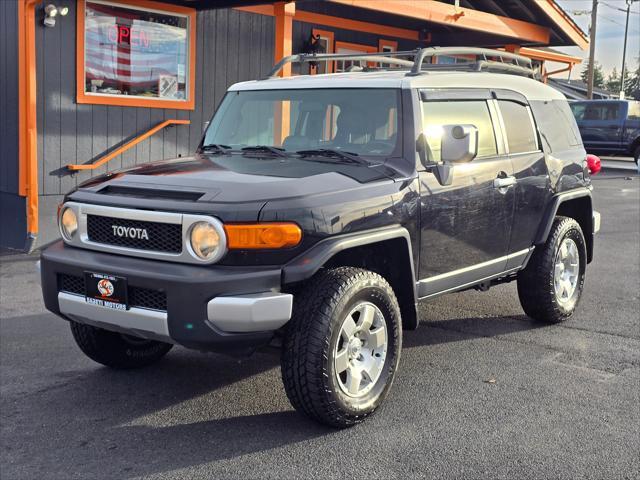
[493,176,517,189]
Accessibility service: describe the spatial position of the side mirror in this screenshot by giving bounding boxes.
[441,125,478,164]
[416,124,478,187]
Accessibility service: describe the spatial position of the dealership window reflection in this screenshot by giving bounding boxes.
[83,0,190,101]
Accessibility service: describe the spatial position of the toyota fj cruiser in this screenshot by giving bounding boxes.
[41,48,600,428]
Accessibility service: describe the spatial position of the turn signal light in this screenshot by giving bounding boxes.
[224,223,302,249]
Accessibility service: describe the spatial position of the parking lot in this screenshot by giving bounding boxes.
[1,170,638,479]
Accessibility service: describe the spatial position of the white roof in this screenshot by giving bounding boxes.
[229,70,566,101]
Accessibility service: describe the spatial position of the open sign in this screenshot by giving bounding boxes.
[107,25,150,48]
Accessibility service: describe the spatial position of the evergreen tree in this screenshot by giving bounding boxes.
[624,59,640,100]
[581,61,605,89]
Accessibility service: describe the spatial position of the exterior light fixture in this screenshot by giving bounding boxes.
[44,4,68,28]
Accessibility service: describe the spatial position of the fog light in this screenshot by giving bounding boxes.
[59,207,78,240]
[189,222,221,260]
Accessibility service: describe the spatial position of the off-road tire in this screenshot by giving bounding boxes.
[517,216,586,323]
[281,267,402,428]
[70,322,173,369]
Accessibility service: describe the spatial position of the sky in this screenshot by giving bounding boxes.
[552,0,640,80]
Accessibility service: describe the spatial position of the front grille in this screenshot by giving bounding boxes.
[58,274,167,311]
[86,215,182,253]
[59,273,84,294]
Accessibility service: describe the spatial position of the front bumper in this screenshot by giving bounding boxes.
[41,241,292,355]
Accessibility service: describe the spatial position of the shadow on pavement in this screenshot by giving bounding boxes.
[405,314,545,348]
[1,339,332,478]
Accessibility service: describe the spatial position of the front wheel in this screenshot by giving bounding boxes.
[281,267,402,428]
[517,216,586,323]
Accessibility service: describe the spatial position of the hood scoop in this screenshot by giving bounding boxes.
[97,185,206,202]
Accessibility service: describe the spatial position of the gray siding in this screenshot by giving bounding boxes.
[0,0,27,251]
[36,5,275,196]
[1,0,20,195]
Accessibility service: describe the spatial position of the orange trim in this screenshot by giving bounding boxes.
[335,41,377,53]
[224,223,303,250]
[379,39,398,52]
[66,119,190,171]
[273,2,294,145]
[295,10,419,41]
[328,0,550,44]
[518,47,582,65]
[532,0,589,50]
[235,5,274,16]
[18,0,40,237]
[235,5,420,41]
[76,0,196,110]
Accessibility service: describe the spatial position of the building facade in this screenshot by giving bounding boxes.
[0,0,587,252]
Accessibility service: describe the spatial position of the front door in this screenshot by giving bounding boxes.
[417,94,515,297]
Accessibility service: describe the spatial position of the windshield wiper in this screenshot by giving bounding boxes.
[241,145,289,157]
[201,144,231,154]
[296,148,371,165]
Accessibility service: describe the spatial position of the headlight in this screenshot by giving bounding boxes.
[59,207,78,240]
[189,221,222,260]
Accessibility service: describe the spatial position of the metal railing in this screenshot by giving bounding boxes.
[66,119,191,171]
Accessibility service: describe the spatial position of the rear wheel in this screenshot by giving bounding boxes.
[70,322,173,369]
[633,145,639,165]
[517,216,586,323]
[281,267,402,428]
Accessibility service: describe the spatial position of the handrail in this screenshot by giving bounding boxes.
[66,119,191,171]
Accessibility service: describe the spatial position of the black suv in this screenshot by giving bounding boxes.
[41,48,600,428]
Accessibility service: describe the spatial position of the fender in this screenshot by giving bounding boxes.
[535,187,595,262]
[283,225,416,285]
[282,225,419,329]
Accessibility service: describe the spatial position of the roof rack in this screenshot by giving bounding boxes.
[265,47,539,80]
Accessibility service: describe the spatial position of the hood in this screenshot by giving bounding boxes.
[75,153,400,204]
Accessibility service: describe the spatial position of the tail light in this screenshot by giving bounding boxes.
[586,154,601,175]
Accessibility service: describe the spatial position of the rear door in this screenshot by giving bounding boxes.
[417,90,516,297]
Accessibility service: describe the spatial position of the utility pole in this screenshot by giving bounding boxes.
[587,0,598,99]
[619,0,637,99]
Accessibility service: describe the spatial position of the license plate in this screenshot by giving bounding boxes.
[84,272,128,310]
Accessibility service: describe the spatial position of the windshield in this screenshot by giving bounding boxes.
[202,88,402,157]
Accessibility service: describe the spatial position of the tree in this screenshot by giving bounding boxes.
[606,67,620,92]
[624,58,640,100]
[581,61,605,89]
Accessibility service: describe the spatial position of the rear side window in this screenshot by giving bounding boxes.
[530,100,582,152]
[581,103,621,121]
[627,102,640,120]
[498,100,538,154]
[421,100,497,161]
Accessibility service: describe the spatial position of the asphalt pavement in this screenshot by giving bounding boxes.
[1,171,639,479]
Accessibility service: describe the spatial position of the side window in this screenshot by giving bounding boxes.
[570,103,586,121]
[498,100,539,154]
[421,100,497,161]
[627,102,640,120]
[530,100,583,153]
[583,103,621,121]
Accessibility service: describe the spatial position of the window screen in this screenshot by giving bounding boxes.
[421,100,497,161]
[498,100,538,154]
